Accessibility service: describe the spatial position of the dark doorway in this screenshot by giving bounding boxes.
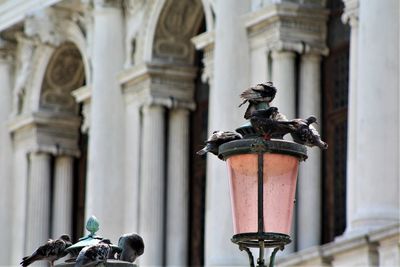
[189,47,209,265]
[322,0,350,244]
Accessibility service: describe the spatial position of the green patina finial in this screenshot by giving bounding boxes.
[86,215,99,236]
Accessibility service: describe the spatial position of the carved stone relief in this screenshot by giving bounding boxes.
[124,0,146,67]
[13,34,37,115]
[40,43,84,114]
[152,0,204,64]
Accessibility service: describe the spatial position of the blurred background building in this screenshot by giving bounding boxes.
[0,0,398,266]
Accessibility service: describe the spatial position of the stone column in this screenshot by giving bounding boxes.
[349,0,399,233]
[26,152,51,256]
[166,108,190,266]
[139,104,165,266]
[342,0,359,235]
[205,0,250,265]
[85,1,126,239]
[52,155,74,237]
[0,44,13,265]
[123,100,141,233]
[297,53,322,250]
[271,51,296,119]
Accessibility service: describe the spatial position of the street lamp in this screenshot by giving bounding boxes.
[219,131,307,267]
[199,81,327,266]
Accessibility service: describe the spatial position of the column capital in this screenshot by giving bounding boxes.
[301,52,322,62]
[28,144,80,158]
[271,49,297,59]
[141,96,195,112]
[342,0,359,27]
[144,96,196,111]
[28,150,51,158]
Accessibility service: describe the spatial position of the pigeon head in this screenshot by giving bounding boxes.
[60,235,71,242]
[100,239,112,245]
[118,233,145,263]
[306,116,317,125]
[260,82,277,94]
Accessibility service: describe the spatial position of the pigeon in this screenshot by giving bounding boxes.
[250,107,295,140]
[239,82,277,119]
[20,234,72,267]
[289,117,328,149]
[74,239,112,267]
[117,233,144,263]
[196,131,242,156]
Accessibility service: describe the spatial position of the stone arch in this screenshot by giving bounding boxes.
[29,19,90,112]
[39,42,85,114]
[57,19,92,83]
[142,0,212,63]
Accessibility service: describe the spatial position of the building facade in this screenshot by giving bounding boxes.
[0,0,398,266]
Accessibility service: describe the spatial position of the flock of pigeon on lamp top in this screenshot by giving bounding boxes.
[20,233,144,267]
[197,82,328,157]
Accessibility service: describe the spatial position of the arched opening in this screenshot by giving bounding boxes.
[39,42,87,241]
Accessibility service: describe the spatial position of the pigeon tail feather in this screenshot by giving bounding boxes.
[20,256,36,267]
[238,99,247,107]
[196,148,207,155]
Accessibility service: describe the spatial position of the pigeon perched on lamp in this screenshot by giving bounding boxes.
[117,233,145,263]
[74,239,112,267]
[196,131,242,156]
[290,119,328,150]
[250,107,295,140]
[239,82,277,119]
[20,235,72,267]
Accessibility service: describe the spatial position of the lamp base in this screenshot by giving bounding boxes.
[231,232,291,267]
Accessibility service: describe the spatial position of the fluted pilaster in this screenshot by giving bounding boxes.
[52,155,74,237]
[166,108,190,266]
[139,104,165,266]
[297,53,322,250]
[26,152,51,260]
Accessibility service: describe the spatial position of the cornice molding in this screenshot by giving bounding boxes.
[118,62,197,108]
[191,30,215,51]
[9,111,81,133]
[9,111,81,156]
[71,85,92,103]
[244,2,329,55]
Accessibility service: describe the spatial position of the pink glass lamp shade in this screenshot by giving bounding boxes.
[219,139,307,237]
[227,153,298,235]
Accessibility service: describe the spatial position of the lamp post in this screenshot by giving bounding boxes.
[212,83,311,266]
[218,128,307,267]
